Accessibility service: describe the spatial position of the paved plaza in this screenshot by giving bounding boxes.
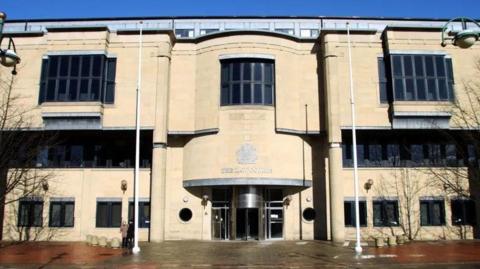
[0,240,480,268]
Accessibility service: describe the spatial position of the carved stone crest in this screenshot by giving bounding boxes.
[236,143,257,164]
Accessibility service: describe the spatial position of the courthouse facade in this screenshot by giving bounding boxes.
[1,16,479,243]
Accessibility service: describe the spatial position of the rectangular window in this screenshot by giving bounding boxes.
[390,54,454,102]
[378,57,389,103]
[341,131,462,168]
[128,202,150,228]
[420,199,445,226]
[18,199,43,227]
[96,201,121,228]
[200,29,219,35]
[300,29,319,38]
[175,29,194,38]
[220,59,274,106]
[49,201,74,227]
[275,28,294,35]
[344,200,367,227]
[373,200,400,227]
[451,199,476,225]
[39,55,116,104]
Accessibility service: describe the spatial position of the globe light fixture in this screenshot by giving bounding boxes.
[441,17,480,49]
[0,11,21,74]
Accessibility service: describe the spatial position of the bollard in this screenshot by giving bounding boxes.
[98,236,108,247]
[388,235,397,246]
[110,238,121,248]
[396,235,405,245]
[86,234,92,245]
[375,237,385,248]
[91,235,99,246]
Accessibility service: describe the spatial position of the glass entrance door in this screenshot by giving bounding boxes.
[265,189,284,240]
[212,188,231,240]
[212,207,229,240]
[265,205,283,239]
[236,208,259,240]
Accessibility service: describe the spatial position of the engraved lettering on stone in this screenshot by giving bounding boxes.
[236,143,257,164]
[221,167,273,174]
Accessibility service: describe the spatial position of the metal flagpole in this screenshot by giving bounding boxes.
[347,22,362,255]
[132,21,143,254]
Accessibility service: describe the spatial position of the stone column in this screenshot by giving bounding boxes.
[328,143,345,243]
[323,37,345,243]
[149,41,171,242]
[150,145,167,241]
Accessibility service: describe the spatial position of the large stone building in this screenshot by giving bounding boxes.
[1,15,479,243]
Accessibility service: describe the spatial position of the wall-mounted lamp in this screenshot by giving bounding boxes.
[42,180,49,192]
[121,180,127,194]
[364,179,374,192]
[441,17,480,49]
[283,195,292,206]
[0,12,21,75]
[201,194,209,207]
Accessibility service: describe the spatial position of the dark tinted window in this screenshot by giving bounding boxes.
[96,201,121,228]
[451,199,476,225]
[220,59,274,106]
[420,199,445,226]
[128,202,151,228]
[373,200,399,227]
[390,54,454,101]
[39,55,116,104]
[344,201,367,227]
[18,199,43,227]
[49,201,74,227]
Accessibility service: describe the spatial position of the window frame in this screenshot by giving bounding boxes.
[39,54,116,104]
[389,54,454,102]
[420,199,446,226]
[344,200,367,227]
[373,199,400,227]
[49,201,75,228]
[128,201,151,228]
[220,59,275,107]
[96,201,122,228]
[451,199,476,226]
[18,199,43,227]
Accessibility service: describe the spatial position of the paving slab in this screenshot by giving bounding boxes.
[0,240,479,268]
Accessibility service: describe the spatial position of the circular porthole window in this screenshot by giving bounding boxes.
[179,208,193,222]
[302,207,316,221]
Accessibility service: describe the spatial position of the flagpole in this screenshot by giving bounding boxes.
[347,22,362,255]
[132,20,143,254]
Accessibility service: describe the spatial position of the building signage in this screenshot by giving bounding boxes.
[221,167,272,174]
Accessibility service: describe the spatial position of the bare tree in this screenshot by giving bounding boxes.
[433,60,480,238]
[374,169,434,241]
[0,71,56,240]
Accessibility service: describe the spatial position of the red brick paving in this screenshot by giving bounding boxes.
[0,242,122,266]
[369,240,480,264]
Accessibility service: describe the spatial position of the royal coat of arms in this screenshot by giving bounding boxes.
[236,143,257,164]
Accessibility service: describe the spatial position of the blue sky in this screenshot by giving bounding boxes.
[2,0,479,20]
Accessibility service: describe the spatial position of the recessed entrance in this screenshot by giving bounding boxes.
[210,187,284,240]
[236,208,259,240]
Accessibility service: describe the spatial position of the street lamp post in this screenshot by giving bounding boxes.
[441,17,480,48]
[0,12,21,74]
